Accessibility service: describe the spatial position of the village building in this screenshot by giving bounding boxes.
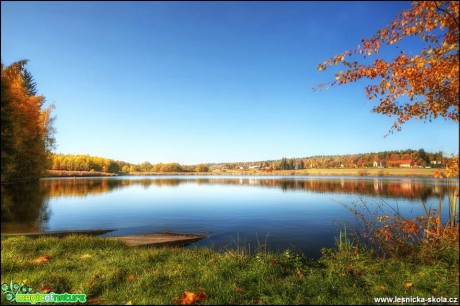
[373,161,384,168]
[387,159,416,168]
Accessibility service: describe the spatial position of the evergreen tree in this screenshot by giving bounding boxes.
[280,158,288,170]
[21,68,37,96]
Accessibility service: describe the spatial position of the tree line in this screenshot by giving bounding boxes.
[1,60,55,183]
[49,154,209,174]
[212,149,447,171]
[49,149,449,175]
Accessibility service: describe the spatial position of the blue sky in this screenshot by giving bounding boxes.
[2,1,458,165]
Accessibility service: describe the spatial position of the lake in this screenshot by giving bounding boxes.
[1,176,456,258]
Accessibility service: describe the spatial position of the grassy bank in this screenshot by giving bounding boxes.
[45,170,117,178]
[46,168,440,178]
[1,235,458,305]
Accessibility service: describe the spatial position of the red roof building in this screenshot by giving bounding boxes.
[387,159,416,168]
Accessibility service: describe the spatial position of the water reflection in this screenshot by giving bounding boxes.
[40,176,447,201]
[1,181,51,232]
[1,176,456,258]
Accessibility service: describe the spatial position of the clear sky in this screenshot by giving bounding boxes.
[2,1,458,165]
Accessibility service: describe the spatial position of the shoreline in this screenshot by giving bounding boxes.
[44,168,445,178]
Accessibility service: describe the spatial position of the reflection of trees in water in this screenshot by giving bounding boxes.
[274,178,445,202]
[1,181,50,232]
[40,177,451,201]
[41,178,182,197]
[2,177,452,233]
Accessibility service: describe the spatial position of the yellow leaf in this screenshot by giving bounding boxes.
[405,282,413,287]
[30,255,51,265]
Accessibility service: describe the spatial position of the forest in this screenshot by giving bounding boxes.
[49,154,209,174]
[49,149,447,174]
[211,149,447,171]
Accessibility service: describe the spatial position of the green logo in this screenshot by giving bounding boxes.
[1,280,86,304]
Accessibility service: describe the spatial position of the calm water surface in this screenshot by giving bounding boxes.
[1,176,456,258]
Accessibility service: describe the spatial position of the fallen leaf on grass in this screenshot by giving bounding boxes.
[234,286,244,293]
[79,254,92,260]
[40,284,55,293]
[30,255,51,264]
[86,297,103,305]
[296,268,303,278]
[175,291,207,305]
[405,282,413,288]
[269,258,278,265]
[128,275,135,282]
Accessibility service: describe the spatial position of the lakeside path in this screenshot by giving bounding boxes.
[45,168,443,178]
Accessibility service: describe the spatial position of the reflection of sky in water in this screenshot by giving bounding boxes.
[41,177,456,258]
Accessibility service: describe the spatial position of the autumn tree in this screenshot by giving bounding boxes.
[315,1,459,133]
[160,163,183,172]
[195,164,209,172]
[139,161,152,172]
[1,60,55,183]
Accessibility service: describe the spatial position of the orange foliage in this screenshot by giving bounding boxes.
[445,157,459,178]
[1,60,55,182]
[40,284,55,294]
[175,291,207,305]
[296,268,304,278]
[29,254,52,265]
[361,214,427,257]
[433,156,458,178]
[315,1,459,132]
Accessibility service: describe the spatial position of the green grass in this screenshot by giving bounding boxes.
[1,235,458,305]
